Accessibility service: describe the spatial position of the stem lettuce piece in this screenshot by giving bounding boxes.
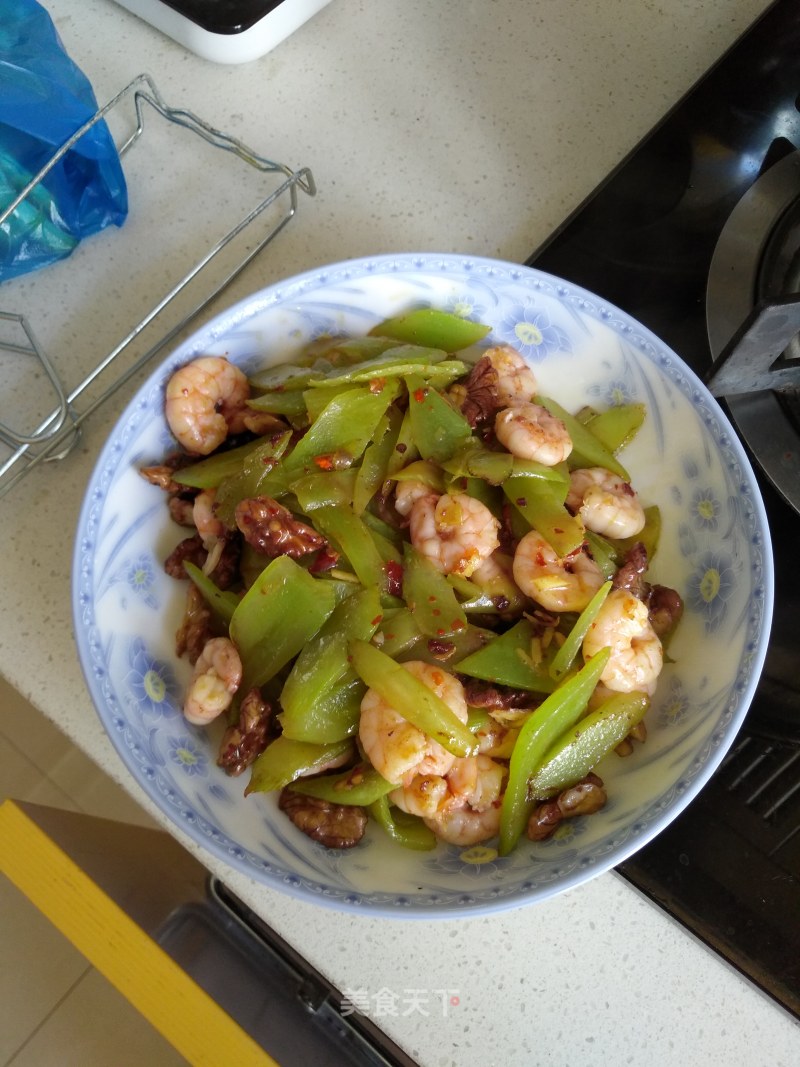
[305,344,449,386]
[455,618,556,694]
[246,736,353,795]
[369,795,437,850]
[172,438,270,489]
[369,308,491,351]
[527,692,649,798]
[537,396,630,480]
[214,430,293,523]
[289,764,397,805]
[279,587,382,743]
[549,580,612,682]
[499,646,611,855]
[353,404,403,515]
[183,561,240,625]
[230,556,337,692]
[405,374,473,463]
[285,380,401,476]
[403,544,468,638]
[312,505,399,596]
[504,476,585,558]
[583,402,646,454]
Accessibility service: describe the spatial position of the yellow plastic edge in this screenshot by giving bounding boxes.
[0,800,277,1067]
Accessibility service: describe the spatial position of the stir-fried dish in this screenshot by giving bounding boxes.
[141,309,683,854]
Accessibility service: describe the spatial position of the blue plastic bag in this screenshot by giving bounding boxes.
[0,0,128,281]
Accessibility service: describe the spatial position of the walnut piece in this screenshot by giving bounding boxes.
[175,584,215,664]
[164,534,207,579]
[612,541,649,597]
[461,677,533,709]
[647,584,684,638]
[217,689,274,776]
[235,496,327,558]
[527,773,607,841]
[278,787,367,849]
[458,355,501,428]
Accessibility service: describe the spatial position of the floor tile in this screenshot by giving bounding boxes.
[7,967,190,1066]
[0,878,89,1064]
[0,732,78,812]
[36,742,159,829]
[0,675,74,776]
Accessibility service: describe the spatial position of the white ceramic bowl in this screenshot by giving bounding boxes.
[73,253,773,916]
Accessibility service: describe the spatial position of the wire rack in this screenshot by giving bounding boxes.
[0,72,316,499]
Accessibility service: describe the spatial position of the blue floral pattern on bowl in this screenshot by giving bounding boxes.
[72,254,773,917]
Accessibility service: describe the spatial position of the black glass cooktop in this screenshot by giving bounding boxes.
[528,0,800,1019]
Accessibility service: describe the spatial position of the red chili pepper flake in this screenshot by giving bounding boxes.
[428,595,437,603]
[370,614,383,626]
[413,387,427,403]
[385,559,403,598]
[451,619,465,631]
[308,547,340,573]
[314,454,334,470]
[395,442,408,454]
[368,377,387,393]
[427,637,456,660]
[516,497,527,506]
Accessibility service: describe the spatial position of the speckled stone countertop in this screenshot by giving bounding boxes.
[2,0,799,1063]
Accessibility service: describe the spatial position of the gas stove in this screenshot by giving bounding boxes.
[529,0,799,1019]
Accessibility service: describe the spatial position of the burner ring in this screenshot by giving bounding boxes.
[707,151,800,512]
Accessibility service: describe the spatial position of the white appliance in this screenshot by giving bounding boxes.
[112,0,334,64]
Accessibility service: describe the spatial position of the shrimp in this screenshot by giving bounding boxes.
[358,660,469,786]
[192,487,227,573]
[193,488,224,548]
[483,344,538,405]
[409,492,500,576]
[391,755,506,845]
[426,755,506,845]
[166,356,250,455]
[494,402,572,465]
[394,478,436,518]
[184,636,242,725]
[513,530,605,612]
[567,467,646,539]
[583,588,663,695]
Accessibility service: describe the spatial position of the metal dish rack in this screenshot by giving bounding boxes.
[0,73,315,499]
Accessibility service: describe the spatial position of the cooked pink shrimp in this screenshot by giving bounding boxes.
[193,488,224,547]
[494,402,572,465]
[166,356,250,455]
[394,479,436,518]
[192,488,226,573]
[424,755,506,845]
[513,530,604,612]
[358,661,469,786]
[409,492,500,576]
[583,588,663,695]
[483,344,538,405]
[391,754,506,845]
[184,636,242,725]
[567,467,646,539]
